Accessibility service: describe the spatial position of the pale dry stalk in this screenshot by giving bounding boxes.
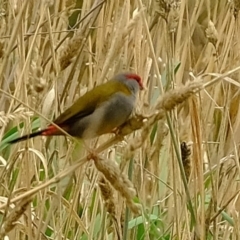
[99,7,143,82]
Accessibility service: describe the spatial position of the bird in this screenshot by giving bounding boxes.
[8,72,143,144]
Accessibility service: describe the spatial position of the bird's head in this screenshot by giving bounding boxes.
[124,73,144,90]
[115,72,144,91]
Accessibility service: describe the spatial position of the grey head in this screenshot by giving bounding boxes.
[114,72,143,95]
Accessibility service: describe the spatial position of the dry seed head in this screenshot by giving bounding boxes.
[93,156,140,214]
[60,0,103,70]
[30,61,46,93]
[0,198,31,238]
[34,77,47,93]
[119,114,145,136]
[234,0,240,9]
[99,177,116,216]
[205,20,218,47]
[60,35,84,70]
[123,9,143,38]
[154,0,171,21]
[154,0,180,23]
[167,3,180,33]
[156,81,203,111]
[229,0,240,17]
[0,108,34,128]
[180,142,192,181]
[99,177,114,201]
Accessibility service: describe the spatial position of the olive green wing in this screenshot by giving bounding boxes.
[54,80,131,125]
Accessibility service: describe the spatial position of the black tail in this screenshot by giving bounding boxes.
[8,130,45,144]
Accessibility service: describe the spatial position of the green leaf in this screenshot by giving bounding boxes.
[0,117,40,151]
[93,214,102,237]
[137,223,145,240]
[221,210,234,226]
[80,234,88,240]
[128,215,159,229]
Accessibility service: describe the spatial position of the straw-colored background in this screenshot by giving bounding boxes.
[0,0,240,239]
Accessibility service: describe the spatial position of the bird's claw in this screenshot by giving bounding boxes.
[87,152,99,161]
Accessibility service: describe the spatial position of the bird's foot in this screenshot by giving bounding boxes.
[87,152,99,161]
[111,127,124,141]
[111,127,119,135]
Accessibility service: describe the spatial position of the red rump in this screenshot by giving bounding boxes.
[42,125,61,136]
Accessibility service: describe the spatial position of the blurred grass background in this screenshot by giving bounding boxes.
[0,0,240,239]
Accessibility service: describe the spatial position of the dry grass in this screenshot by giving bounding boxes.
[0,0,240,239]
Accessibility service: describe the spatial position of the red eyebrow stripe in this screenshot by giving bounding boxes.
[125,73,143,89]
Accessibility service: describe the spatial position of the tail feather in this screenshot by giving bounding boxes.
[8,124,68,144]
[8,130,45,144]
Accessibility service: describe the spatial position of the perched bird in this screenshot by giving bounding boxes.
[9,73,143,144]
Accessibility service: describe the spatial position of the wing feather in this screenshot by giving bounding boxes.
[54,80,131,125]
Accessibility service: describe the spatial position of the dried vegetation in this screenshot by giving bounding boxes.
[0,0,240,239]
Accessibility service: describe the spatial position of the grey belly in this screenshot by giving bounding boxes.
[68,93,135,139]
